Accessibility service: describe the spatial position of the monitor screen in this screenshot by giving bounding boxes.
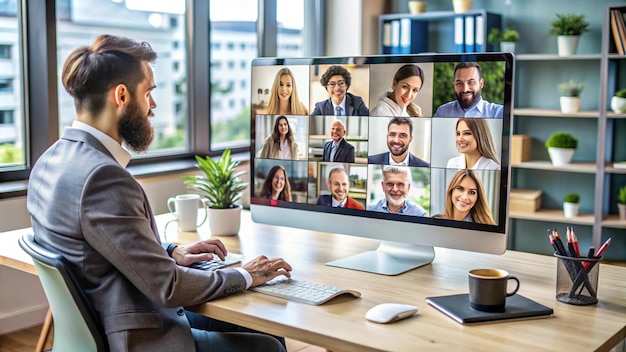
[249,53,513,275]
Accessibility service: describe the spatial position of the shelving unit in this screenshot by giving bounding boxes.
[509,4,626,261]
[378,10,501,54]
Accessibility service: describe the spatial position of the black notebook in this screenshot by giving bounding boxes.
[426,293,553,324]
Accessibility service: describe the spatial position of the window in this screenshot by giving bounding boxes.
[55,0,188,157]
[277,0,304,57]
[0,1,25,170]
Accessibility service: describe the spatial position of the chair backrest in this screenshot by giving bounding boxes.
[18,234,108,352]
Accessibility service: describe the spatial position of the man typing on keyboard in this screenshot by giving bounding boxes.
[27,34,292,352]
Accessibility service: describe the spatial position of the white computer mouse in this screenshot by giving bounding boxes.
[365,303,418,324]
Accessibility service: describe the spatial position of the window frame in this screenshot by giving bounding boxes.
[0,0,323,197]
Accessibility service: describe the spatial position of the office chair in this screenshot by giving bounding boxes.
[18,234,108,352]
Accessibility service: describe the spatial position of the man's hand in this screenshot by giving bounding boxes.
[242,255,293,287]
[171,239,227,267]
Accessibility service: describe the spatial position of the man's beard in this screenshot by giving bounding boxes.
[118,101,154,153]
[456,89,482,109]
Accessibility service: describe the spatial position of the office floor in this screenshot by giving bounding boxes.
[0,324,326,352]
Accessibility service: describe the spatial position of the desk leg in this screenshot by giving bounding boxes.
[35,309,53,352]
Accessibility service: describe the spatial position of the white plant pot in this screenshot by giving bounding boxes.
[563,202,579,218]
[548,147,575,166]
[619,203,626,221]
[560,96,580,113]
[500,42,516,53]
[610,96,626,114]
[557,35,580,56]
[207,206,242,237]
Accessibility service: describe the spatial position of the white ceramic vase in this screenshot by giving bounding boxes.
[557,35,580,56]
[563,202,579,218]
[207,206,242,236]
[560,96,580,113]
[619,203,626,221]
[548,147,575,166]
[610,96,626,114]
[500,42,516,53]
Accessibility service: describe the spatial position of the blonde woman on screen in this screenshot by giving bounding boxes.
[370,64,424,117]
[262,67,308,115]
[259,115,299,160]
[446,118,500,170]
[433,169,495,224]
[258,165,292,201]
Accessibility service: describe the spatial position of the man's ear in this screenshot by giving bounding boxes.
[113,84,129,107]
[480,78,485,89]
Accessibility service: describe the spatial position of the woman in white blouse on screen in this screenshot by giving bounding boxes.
[447,118,500,170]
[370,64,424,117]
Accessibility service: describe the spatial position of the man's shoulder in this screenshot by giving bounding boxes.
[368,152,387,163]
[408,153,430,167]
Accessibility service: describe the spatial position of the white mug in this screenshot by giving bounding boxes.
[167,194,208,232]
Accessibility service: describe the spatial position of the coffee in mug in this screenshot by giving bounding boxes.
[468,268,520,312]
[167,194,208,232]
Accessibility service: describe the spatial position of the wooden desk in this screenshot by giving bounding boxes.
[3,213,625,352]
[160,211,626,352]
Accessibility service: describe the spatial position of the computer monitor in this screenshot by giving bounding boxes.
[249,53,513,275]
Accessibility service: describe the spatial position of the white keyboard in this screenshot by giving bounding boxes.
[189,253,244,271]
[250,277,361,305]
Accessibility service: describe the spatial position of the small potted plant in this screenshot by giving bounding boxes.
[558,80,584,113]
[182,149,248,236]
[545,131,578,166]
[563,192,580,218]
[549,13,589,56]
[618,185,626,221]
[611,89,626,114]
[488,28,520,52]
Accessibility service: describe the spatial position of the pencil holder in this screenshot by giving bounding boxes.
[554,253,601,306]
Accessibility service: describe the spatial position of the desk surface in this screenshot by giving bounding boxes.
[3,212,626,352]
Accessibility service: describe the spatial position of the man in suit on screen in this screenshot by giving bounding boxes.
[368,117,430,167]
[316,167,365,210]
[322,119,355,163]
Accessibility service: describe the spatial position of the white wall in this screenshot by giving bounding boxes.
[326,0,385,56]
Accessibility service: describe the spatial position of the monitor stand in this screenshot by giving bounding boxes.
[326,241,435,276]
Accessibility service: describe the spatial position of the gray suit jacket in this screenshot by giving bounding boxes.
[27,128,246,351]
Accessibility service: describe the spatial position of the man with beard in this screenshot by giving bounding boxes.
[316,167,365,209]
[311,65,369,116]
[433,62,503,118]
[368,117,430,167]
[367,166,427,216]
[27,34,291,352]
[322,119,355,162]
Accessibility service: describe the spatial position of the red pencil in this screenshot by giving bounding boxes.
[570,227,580,257]
[583,238,611,270]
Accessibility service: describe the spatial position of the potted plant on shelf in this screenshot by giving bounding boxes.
[549,13,589,56]
[563,193,580,218]
[611,89,626,114]
[558,80,584,113]
[618,186,626,221]
[545,131,578,166]
[182,149,248,236]
[488,28,520,53]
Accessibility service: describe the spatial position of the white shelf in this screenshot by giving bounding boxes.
[513,108,599,118]
[511,161,597,173]
[510,209,595,225]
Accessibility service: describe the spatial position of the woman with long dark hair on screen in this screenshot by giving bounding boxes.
[446,118,500,170]
[258,165,292,201]
[259,115,298,159]
[433,169,495,224]
[262,67,309,115]
[370,64,424,117]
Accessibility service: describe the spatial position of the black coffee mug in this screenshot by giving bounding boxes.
[468,268,520,312]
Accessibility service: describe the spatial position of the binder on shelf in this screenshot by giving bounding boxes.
[474,15,485,52]
[464,15,475,52]
[454,16,465,53]
[382,21,392,55]
[390,20,401,54]
[400,18,411,54]
[408,19,429,54]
